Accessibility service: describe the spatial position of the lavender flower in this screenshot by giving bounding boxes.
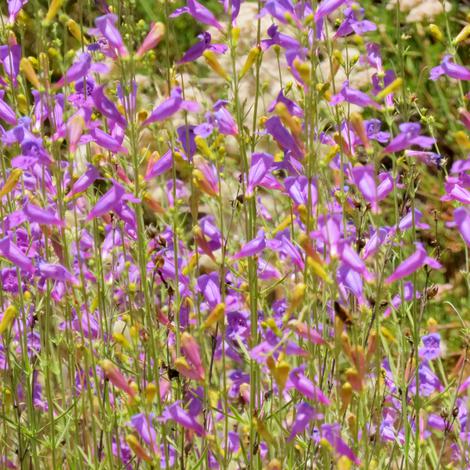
[430,55,470,81]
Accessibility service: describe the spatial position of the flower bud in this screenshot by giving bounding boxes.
[453,24,470,45]
[428,24,443,42]
[136,22,165,57]
[376,77,403,101]
[203,50,229,81]
[101,359,136,397]
[340,382,353,410]
[45,0,64,25]
[239,46,260,79]
[293,58,310,84]
[126,435,152,462]
[231,26,240,46]
[0,169,22,199]
[20,57,40,88]
[0,305,17,336]
[203,302,225,329]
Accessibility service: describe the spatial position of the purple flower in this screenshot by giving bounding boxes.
[261,24,303,52]
[285,176,317,209]
[372,69,397,108]
[320,423,360,464]
[419,333,441,361]
[92,86,127,128]
[386,243,441,284]
[259,0,304,26]
[405,150,442,167]
[383,122,435,154]
[351,164,378,211]
[380,415,397,442]
[288,402,318,441]
[94,14,128,57]
[197,272,221,308]
[145,149,172,180]
[264,116,304,159]
[8,0,28,23]
[129,413,158,453]
[338,264,366,304]
[315,0,347,22]
[315,0,347,38]
[430,55,470,81]
[24,202,65,227]
[247,153,273,197]
[54,53,92,89]
[454,207,470,246]
[396,208,430,232]
[335,5,376,37]
[171,0,223,32]
[268,89,303,117]
[428,414,446,432]
[0,90,17,125]
[442,179,470,204]
[0,44,21,86]
[38,262,78,285]
[366,43,383,71]
[177,125,197,158]
[212,100,238,135]
[87,183,126,220]
[330,80,381,110]
[144,87,200,125]
[365,119,390,143]
[384,281,420,317]
[363,227,390,259]
[0,236,34,272]
[159,402,205,436]
[451,159,470,174]
[89,127,128,154]
[409,361,443,397]
[340,242,373,281]
[178,32,227,64]
[233,230,266,259]
[260,0,301,26]
[222,0,241,23]
[289,367,330,404]
[67,164,100,199]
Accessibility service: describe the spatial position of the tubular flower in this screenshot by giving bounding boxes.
[101,359,136,398]
[386,243,442,284]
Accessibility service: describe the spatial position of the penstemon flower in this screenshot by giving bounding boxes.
[0,0,467,467]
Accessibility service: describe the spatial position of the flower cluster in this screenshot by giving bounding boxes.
[0,0,469,468]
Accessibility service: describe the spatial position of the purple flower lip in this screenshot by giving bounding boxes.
[419,333,441,361]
